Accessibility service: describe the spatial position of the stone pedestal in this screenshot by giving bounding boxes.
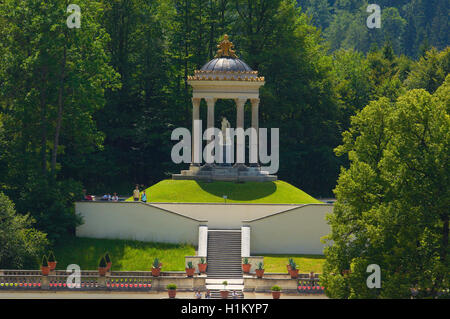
[173,164,277,182]
[98,276,107,288]
[41,275,49,290]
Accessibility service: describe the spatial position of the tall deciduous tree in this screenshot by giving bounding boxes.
[322,77,449,298]
[0,0,119,241]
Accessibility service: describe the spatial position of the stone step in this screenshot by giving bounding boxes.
[207,230,242,279]
[209,289,245,299]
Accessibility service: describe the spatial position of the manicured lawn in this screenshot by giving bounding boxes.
[126,180,322,204]
[263,254,325,273]
[52,237,195,271]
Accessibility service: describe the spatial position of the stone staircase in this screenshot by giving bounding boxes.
[206,230,243,279]
[209,289,244,299]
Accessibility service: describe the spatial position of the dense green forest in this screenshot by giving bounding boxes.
[300,0,449,57]
[0,0,448,250]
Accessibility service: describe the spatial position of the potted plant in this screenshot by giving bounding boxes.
[167,284,177,298]
[220,281,229,299]
[198,257,207,274]
[287,258,294,273]
[47,251,57,271]
[242,257,251,273]
[186,261,195,277]
[98,256,107,276]
[104,252,112,271]
[255,262,265,278]
[289,261,299,279]
[152,258,161,277]
[271,285,281,299]
[41,256,50,276]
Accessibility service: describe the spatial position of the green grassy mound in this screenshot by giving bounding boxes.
[127,180,322,204]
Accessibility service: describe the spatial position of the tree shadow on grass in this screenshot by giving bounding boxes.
[196,181,277,201]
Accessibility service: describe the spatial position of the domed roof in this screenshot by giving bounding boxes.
[201,57,253,72]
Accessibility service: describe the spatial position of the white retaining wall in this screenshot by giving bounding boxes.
[75,202,332,255]
[76,202,202,245]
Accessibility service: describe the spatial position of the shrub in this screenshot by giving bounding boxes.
[258,262,264,270]
[271,285,281,291]
[166,284,177,290]
[104,252,111,263]
[291,262,297,270]
[152,258,160,268]
[41,255,48,267]
[222,281,228,286]
[243,257,249,264]
[47,251,56,263]
[99,256,107,268]
[200,257,205,264]
[186,261,194,269]
[288,258,294,266]
[0,192,48,269]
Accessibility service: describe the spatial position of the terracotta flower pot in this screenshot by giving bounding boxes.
[198,263,207,274]
[48,261,57,271]
[106,262,112,271]
[242,263,251,273]
[168,289,177,298]
[186,268,195,277]
[289,269,299,279]
[152,267,161,277]
[220,290,229,299]
[41,266,50,276]
[287,264,292,273]
[255,269,264,278]
[272,291,281,299]
[98,267,107,276]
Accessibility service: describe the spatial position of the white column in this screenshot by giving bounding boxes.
[250,98,260,166]
[205,97,216,164]
[205,97,215,137]
[235,97,247,165]
[192,98,201,165]
[198,225,208,257]
[241,226,251,257]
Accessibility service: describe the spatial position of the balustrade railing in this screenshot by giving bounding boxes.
[298,277,325,294]
[0,270,153,291]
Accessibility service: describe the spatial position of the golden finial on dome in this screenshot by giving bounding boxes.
[215,34,238,59]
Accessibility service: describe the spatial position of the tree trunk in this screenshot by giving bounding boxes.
[442,213,449,263]
[40,66,48,175]
[51,45,67,175]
